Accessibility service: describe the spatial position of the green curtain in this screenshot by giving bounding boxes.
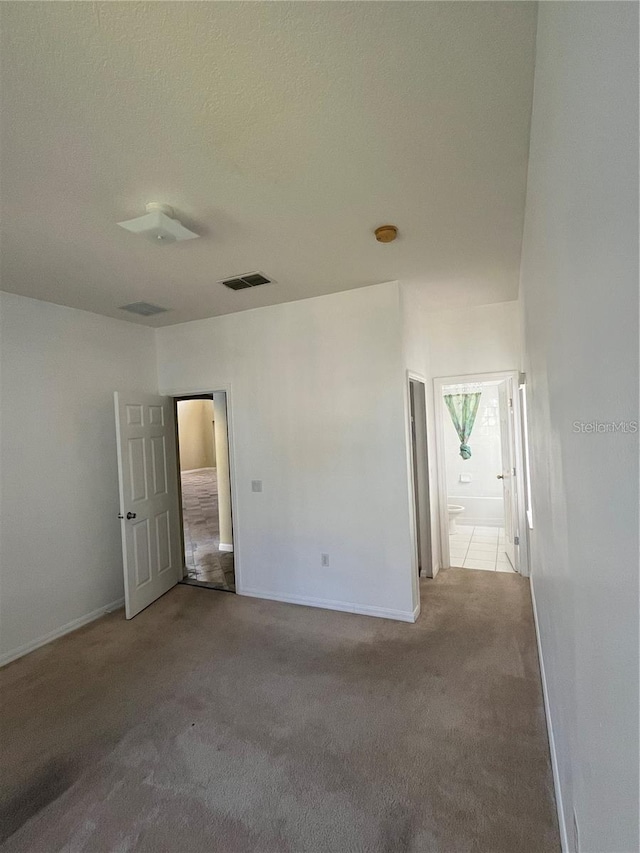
[444,392,481,459]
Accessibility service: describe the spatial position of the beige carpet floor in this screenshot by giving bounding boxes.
[0,570,559,852]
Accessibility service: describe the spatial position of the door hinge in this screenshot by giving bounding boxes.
[514,535,520,546]
[509,397,513,408]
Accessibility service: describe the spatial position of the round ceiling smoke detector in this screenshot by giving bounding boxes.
[374,225,398,243]
[117,202,199,245]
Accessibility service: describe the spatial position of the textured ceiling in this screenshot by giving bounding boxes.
[0,2,537,326]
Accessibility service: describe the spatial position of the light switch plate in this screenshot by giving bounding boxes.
[459,474,472,483]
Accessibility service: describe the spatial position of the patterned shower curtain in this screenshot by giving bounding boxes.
[444,392,481,459]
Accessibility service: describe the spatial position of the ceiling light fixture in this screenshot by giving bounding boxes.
[119,301,169,316]
[117,203,199,245]
[374,224,398,243]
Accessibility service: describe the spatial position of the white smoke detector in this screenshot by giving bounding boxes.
[117,203,199,244]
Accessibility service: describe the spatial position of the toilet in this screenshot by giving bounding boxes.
[448,504,465,534]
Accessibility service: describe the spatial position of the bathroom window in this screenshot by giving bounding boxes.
[477,402,498,436]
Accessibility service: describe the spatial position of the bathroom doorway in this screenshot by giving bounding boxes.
[175,392,235,591]
[433,372,528,576]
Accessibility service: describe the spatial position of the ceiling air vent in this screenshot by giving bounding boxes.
[220,271,273,291]
[119,302,168,316]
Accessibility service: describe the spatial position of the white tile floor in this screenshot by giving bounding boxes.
[449,525,516,572]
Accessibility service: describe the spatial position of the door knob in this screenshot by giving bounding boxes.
[497,474,505,480]
[126,512,137,520]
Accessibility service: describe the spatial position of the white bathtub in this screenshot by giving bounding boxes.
[447,495,504,527]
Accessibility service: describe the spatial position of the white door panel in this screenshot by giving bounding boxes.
[114,392,181,618]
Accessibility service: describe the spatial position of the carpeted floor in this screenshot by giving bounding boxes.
[181,468,235,591]
[0,570,559,852]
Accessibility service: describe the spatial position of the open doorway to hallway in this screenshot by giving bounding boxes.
[434,372,526,576]
[175,393,235,591]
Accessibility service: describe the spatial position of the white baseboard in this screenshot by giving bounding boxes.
[240,589,418,623]
[0,597,125,668]
[530,577,569,853]
[218,543,233,553]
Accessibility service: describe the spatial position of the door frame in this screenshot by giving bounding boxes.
[405,371,433,614]
[433,370,529,577]
[166,382,243,594]
[408,373,433,578]
[173,393,214,581]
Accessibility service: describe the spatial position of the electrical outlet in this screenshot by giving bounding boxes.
[251,480,262,493]
[321,553,330,567]
[572,810,580,853]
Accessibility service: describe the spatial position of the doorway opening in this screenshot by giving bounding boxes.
[434,372,527,576]
[175,392,235,591]
[408,375,433,580]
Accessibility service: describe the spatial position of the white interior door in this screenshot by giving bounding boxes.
[409,379,433,578]
[498,379,519,570]
[114,392,182,618]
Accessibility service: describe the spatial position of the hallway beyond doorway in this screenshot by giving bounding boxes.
[175,392,236,593]
[434,371,526,575]
[181,467,235,590]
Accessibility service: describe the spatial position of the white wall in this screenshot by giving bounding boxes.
[519,4,639,851]
[0,292,158,663]
[177,398,216,471]
[156,282,417,621]
[426,300,521,379]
